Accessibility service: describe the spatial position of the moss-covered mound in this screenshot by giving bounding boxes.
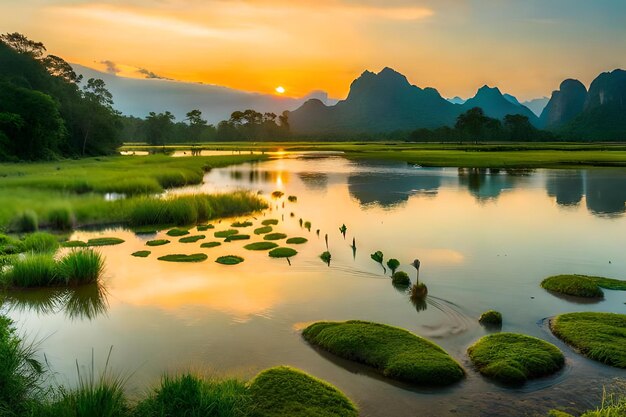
[479,310,503,326]
[244,242,278,251]
[587,275,626,290]
[467,333,564,384]
[263,233,287,241]
[224,234,250,242]
[231,221,253,228]
[248,366,358,417]
[215,255,244,265]
[268,247,297,258]
[196,224,214,231]
[146,239,170,247]
[254,226,273,235]
[550,312,626,368]
[261,219,279,226]
[86,237,125,247]
[286,237,308,244]
[132,251,151,258]
[541,275,604,298]
[200,241,221,249]
[391,271,410,286]
[157,254,208,263]
[179,235,206,243]
[214,229,239,238]
[166,228,189,237]
[302,320,464,386]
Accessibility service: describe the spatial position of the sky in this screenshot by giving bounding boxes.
[2,0,626,100]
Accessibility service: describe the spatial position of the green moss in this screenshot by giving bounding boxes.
[244,242,278,251]
[248,366,358,417]
[268,248,298,258]
[541,275,604,298]
[132,251,151,258]
[216,255,244,265]
[467,333,564,384]
[285,237,308,244]
[86,237,125,247]
[166,228,189,237]
[225,234,251,242]
[62,240,87,248]
[178,235,206,243]
[214,229,239,238]
[196,224,214,231]
[479,310,503,326]
[253,226,273,235]
[146,239,170,247]
[263,233,287,241]
[391,271,410,287]
[261,219,278,226]
[200,241,221,249]
[550,312,626,368]
[231,221,253,228]
[157,253,208,263]
[302,320,464,386]
[587,275,626,291]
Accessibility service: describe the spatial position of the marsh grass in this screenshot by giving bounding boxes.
[158,254,208,263]
[1,234,24,255]
[249,366,358,417]
[87,238,125,247]
[57,250,105,286]
[268,248,297,258]
[134,374,249,417]
[285,237,307,244]
[587,276,626,291]
[200,242,221,249]
[263,233,287,241]
[467,333,564,385]
[261,219,278,226]
[2,254,58,288]
[47,207,75,231]
[303,321,464,386]
[11,210,38,233]
[215,255,244,265]
[22,232,60,253]
[166,228,190,237]
[253,226,272,235]
[146,239,170,247]
[304,221,311,232]
[541,275,604,298]
[244,242,278,251]
[179,235,206,243]
[550,312,626,368]
[131,251,151,258]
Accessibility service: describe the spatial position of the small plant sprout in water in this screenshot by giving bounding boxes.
[299,218,303,228]
[387,259,400,275]
[316,229,320,237]
[320,251,331,266]
[288,195,297,202]
[409,282,429,312]
[325,234,329,250]
[350,238,357,259]
[412,258,421,282]
[271,191,284,198]
[304,221,311,232]
[339,224,347,239]
[370,251,386,273]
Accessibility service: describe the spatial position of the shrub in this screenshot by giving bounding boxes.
[479,310,503,326]
[22,232,59,253]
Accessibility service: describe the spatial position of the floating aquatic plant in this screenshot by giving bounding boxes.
[158,253,208,263]
[288,196,297,202]
[269,247,298,258]
[299,218,303,228]
[225,234,250,242]
[214,229,239,238]
[262,219,279,226]
[286,237,308,244]
[197,224,214,231]
[370,251,385,273]
[244,242,278,251]
[391,271,410,287]
[254,226,272,235]
[179,235,206,243]
[264,233,287,241]
[320,251,331,266]
[387,259,400,275]
[87,238,125,247]
[339,224,347,238]
[479,310,503,327]
[146,239,170,247]
[166,228,189,237]
[200,241,221,248]
[63,240,88,248]
[132,251,151,258]
[304,221,311,232]
[271,191,284,198]
[231,221,253,228]
[215,255,244,265]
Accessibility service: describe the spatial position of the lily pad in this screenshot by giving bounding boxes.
[261,219,279,226]
[286,237,308,244]
[179,235,206,243]
[231,221,253,228]
[264,233,287,241]
[244,242,279,251]
[216,255,244,265]
[166,228,189,237]
[269,247,298,258]
[197,224,215,231]
[254,226,273,235]
[158,253,208,263]
[87,237,125,246]
[200,241,221,249]
[146,239,170,246]
[225,234,250,242]
[214,229,239,238]
[132,251,151,258]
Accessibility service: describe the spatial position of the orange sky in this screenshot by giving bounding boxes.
[2,0,626,100]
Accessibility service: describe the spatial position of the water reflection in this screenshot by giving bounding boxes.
[546,171,584,206]
[297,172,328,191]
[458,168,534,201]
[1,283,109,320]
[348,169,441,207]
[585,170,626,216]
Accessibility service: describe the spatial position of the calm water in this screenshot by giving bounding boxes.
[4,156,626,417]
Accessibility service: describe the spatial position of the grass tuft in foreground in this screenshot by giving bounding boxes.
[248,366,358,417]
[57,249,105,286]
[303,320,464,386]
[22,232,59,253]
[157,254,208,263]
[550,312,626,368]
[467,333,564,385]
[1,254,58,288]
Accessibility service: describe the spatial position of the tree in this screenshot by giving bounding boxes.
[0,33,46,59]
[455,107,489,140]
[185,109,208,142]
[504,114,534,141]
[145,111,175,145]
[43,55,82,84]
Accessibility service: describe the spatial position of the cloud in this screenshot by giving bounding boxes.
[100,60,120,75]
[136,67,170,80]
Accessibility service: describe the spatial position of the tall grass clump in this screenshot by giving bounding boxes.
[47,206,76,231]
[0,315,46,416]
[57,250,105,286]
[22,232,60,253]
[11,210,38,232]
[2,254,58,288]
[134,373,250,417]
[0,234,24,255]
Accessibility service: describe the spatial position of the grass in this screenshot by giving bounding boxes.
[587,276,626,291]
[157,254,208,263]
[56,249,105,286]
[200,242,221,249]
[391,271,410,287]
[263,233,287,241]
[132,251,151,258]
[11,210,38,233]
[146,239,170,247]
[47,206,76,231]
[197,224,214,231]
[541,275,604,298]
[166,228,189,237]
[244,242,278,251]
[248,366,358,417]
[215,255,244,265]
[134,374,249,417]
[1,254,58,288]
[62,241,87,248]
[253,226,272,235]
[231,221,253,228]
[268,248,297,258]
[302,320,464,386]
[86,238,125,247]
[285,237,308,244]
[22,232,59,253]
[479,310,503,326]
[179,235,206,243]
[550,312,626,368]
[467,333,565,385]
[214,230,239,238]
[261,219,278,226]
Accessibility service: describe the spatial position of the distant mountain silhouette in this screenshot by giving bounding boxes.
[521,97,550,117]
[462,86,540,126]
[540,79,587,128]
[447,96,466,105]
[289,67,460,134]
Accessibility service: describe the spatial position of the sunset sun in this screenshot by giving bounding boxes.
[275,86,285,94]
